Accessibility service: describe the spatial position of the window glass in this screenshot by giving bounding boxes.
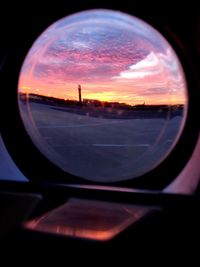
[18,10,187,182]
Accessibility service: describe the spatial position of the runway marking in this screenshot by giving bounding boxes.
[38,120,126,129]
[49,143,150,148]
[166,139,173,143]
[92,144,150,147]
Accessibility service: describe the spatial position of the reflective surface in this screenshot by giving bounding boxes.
[18,9,187,182]
[25,198,152,241]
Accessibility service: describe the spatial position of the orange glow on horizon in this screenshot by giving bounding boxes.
[18,10,187,107]
[19,81,186,106]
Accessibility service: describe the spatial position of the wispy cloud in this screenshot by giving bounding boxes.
[19,10,186,105]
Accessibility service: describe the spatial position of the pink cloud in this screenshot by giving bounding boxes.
[19,10,187,105]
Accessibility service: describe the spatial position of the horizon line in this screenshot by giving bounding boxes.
[18,92,185,106]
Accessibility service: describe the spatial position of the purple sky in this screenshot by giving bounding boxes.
[19,9,187,105]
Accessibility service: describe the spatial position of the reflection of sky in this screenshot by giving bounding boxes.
[19,9,186,105]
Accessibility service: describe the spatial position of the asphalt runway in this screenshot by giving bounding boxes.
[20,102,184,182]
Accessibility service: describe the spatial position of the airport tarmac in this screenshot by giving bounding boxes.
[20,102,184,182]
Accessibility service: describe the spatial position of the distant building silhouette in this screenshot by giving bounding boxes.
[78,84,82,104]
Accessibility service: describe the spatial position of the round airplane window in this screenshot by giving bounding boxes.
[18,9,187,182]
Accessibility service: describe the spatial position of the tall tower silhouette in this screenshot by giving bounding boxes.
[78,84,82,104]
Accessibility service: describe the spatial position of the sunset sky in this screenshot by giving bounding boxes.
[18,9,187,105]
